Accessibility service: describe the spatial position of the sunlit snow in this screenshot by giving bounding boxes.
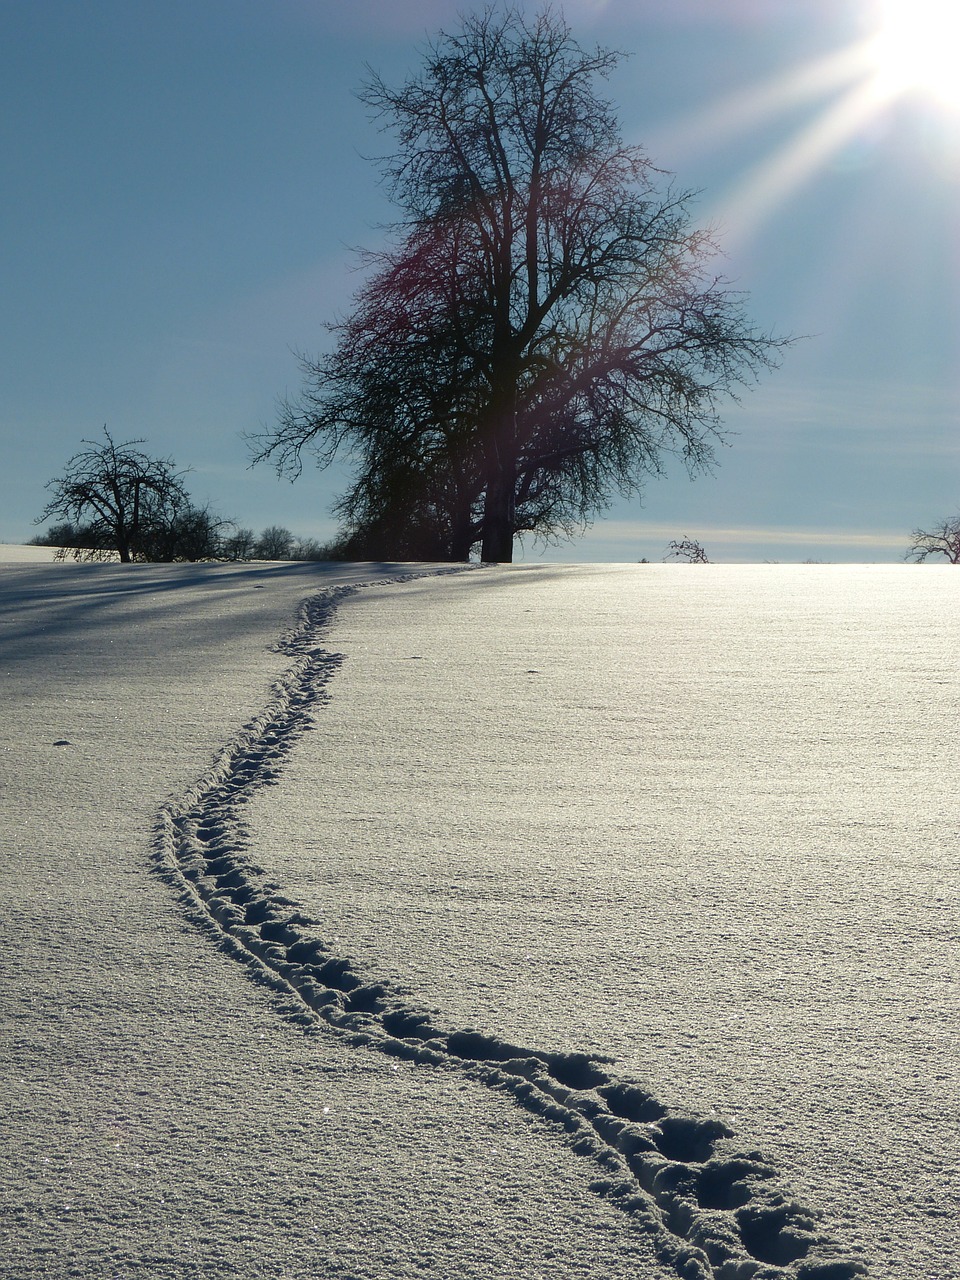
[2,550,957,1279]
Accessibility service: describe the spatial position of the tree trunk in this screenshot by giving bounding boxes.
[479,382,519,562]
[480,464,516,562]
[449,524,475,562]
[447,484,477,561]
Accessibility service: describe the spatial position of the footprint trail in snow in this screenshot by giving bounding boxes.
[155,579,868,1280]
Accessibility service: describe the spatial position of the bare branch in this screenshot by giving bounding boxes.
[905,517,960,564]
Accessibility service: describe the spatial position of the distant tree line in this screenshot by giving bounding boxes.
[32,519,335,563]
[36,431,959,567]
[32,430,336,563]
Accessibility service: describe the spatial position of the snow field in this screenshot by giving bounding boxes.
[1,558,667,1280]
[240,563,960,1280]
[155,572,856,1279]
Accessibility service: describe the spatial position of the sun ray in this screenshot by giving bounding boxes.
[705,79,888,246]
[633,3,960,246]
[646,42,874,162]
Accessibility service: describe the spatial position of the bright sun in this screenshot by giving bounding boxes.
[868,0,960,108]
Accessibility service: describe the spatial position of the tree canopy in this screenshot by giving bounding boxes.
[253,6,783,562]
[37,430,223,562]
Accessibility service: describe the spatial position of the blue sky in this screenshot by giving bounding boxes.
[2,0,958,562]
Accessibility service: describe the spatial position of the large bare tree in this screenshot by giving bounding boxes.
[254,7,783,562]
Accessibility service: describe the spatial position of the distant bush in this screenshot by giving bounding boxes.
[906,516,960,564]
[247,527,347,561]
[30,521,93,549]
[222,527,257,561]
[665,537,709,564]
[289,536,331,561]
[253,525,295,559]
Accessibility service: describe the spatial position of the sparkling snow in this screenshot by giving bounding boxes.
[2,550,957,1278]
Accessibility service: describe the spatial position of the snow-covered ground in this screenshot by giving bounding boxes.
[2,550,957,1279]
[0,543,62,562]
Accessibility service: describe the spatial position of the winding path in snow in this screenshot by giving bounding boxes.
[155,577,867,1280]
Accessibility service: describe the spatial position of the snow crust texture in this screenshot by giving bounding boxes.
[245,563,958,1280]
[156,574,871,1280]
[7,560,681,1279]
